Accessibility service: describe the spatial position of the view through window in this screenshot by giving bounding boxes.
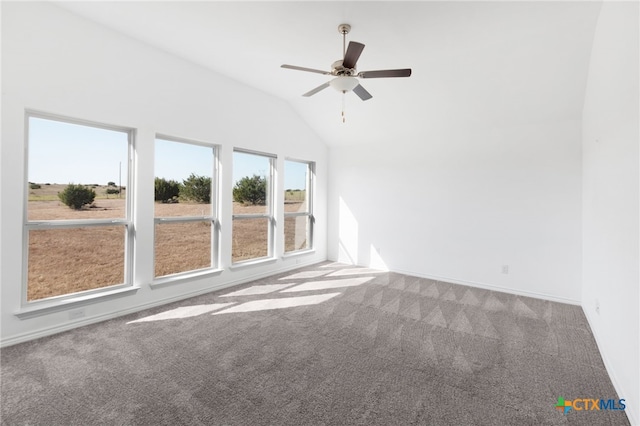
[284,159,314,253]
[25,114,315,303]
[25,114,132,302]
[154,137,217,278]
[232,150,274,263]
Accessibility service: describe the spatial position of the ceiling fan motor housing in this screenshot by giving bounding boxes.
[331,60,356,76]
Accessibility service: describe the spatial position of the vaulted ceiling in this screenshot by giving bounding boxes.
[54,1,602,147]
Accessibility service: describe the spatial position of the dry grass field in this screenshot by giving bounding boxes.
[28,183,126,203]
[26,184,306,301]
[28,225,125,301]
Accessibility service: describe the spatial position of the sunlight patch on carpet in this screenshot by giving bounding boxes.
[211,293,340,315]
[319,262,347,268]
[128,303,233,323]
[281,277,374,292]
[327,268,385,277]
[279,270,331,280]
[221,284,296,297]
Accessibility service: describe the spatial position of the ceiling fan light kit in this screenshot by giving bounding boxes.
[281,23,412,121]
[329,76,359,92]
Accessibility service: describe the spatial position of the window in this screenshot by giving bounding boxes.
[232,149,275,263]
[154,136,218,279]
[24,113,133,303]
[284,159,314,253]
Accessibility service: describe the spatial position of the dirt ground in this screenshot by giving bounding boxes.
[26,195,306,301]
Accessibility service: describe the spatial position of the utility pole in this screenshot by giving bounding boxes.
[119,161,122,199]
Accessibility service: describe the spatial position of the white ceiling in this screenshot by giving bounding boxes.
[54,1,602,147]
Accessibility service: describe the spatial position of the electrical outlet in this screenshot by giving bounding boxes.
[595,299,600,315]
[501,265,509,274]
[68,308,85,320]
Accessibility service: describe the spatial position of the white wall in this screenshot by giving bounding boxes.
[581,2,639,424]
[1,2,328,345]
[328,118,583,303]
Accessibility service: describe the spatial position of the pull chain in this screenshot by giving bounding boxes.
[341,91,346,123]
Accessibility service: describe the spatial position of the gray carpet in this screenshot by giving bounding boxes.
[1,262,629,425]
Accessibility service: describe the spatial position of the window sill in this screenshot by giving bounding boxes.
[150,268,224,288]
[15,286,140,320]
[229,257,277,270]
[282,249,316,259]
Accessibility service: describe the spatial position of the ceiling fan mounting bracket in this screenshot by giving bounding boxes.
[338,24,351,35]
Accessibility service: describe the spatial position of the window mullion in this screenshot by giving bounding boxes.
[232,213,270,220]
[155,216,214,224]
[26,219,130,229]
[284,212,310,218]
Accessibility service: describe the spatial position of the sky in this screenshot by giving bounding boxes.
[27,117,308,190]
[28,117,128,186]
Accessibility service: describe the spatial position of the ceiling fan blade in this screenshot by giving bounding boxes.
[281,64,331,75]
[342,41,365,69]
[302,81,331,97]
[358,69,412,79]
[353,84,372,101]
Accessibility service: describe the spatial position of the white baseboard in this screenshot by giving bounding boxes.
[326,256,581,305]
[583,308,638,426]
[0,258,324,348]
[384,266,581,306]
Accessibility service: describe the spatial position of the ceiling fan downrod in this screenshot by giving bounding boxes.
[338,24,351,59]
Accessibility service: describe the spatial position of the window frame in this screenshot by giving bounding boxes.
[231,148,276,265]
[283,158,315,255]
[21,111,135,309]
[152,135,220,282]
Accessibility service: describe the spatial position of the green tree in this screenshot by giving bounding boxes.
[154,177,181,203]
[233,174,266,205]
[180,174,211,203]
[58,184,96,210]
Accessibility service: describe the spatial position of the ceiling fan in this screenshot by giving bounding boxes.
[281,24,411,102]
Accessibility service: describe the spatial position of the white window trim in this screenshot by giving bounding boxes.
[150,267,224,288]
[281,248,316,260]
[152,135,220,282]
[21,111,135,311]
[15,286,141,319]
[232,148,276,265]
